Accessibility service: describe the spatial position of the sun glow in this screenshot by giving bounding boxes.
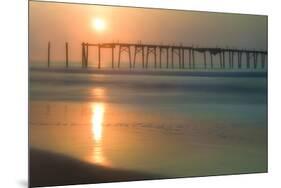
[92,18,106,32]
[91,103,104,142]
[90,103,108,165]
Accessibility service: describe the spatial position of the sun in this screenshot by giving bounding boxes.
[92,18,106,32]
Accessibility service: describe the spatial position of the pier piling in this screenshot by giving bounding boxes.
[98,45,101,69]
[254,52,258,69]
[47,41,50,68]
[182,49,185,69]
[204,51,206,69]
[188,49,191,69]
[65,42,68,68]
[192,50,195,69]
[210,52,213,69]
[166,48,169,69]
[48,41,267,70]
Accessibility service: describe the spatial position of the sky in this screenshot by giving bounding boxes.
[29,1,267,67]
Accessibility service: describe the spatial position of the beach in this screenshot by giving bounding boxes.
[29,68,267,187]
[30,148,163,187]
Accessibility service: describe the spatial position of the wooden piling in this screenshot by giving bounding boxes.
[83,43,86,68]
[182,49,185,69]
[171,48,174,69]
[222,51,225,69]
[192,50,195,69]
[240,52,243,69]
[118,46,121,68]
[133,46,144,68]
[166,49,169,69]
[159,48,162,69]
[98,45,101,69]
[210,52,213,69]
[111,47,114,68]
[117,45,132,69]
[65,42,69,68]
[228,51,230,69]
[238,52,241,69]
[154,48,157,69]
[261,54,266,69]
[254,52,257,69]
[246,52,250,69]
[128,47,132,69]
[204,51,206,69]
[85,44,89,68]
[231,52,234,69]
[237,52,240,69]
[81,43,84,68]
[219,52,222,68]
[146,47,149,69]
[48,41,50,68]
[133,47,137,68]
[188,49,191,69]
[179,49,181,69]
[142,47,145,68]
[240,52,242,68]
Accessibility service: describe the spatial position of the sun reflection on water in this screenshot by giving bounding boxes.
[91,87,106,100]
[90,103,108,165]
[92,103,104,142]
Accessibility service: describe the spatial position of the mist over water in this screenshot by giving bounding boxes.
[30,68,267,177]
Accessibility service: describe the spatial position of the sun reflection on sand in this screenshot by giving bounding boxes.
[90,103,108,165]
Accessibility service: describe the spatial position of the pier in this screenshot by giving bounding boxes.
[47,41,267,70]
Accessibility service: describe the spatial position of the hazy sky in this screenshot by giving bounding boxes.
[29,1,267,66]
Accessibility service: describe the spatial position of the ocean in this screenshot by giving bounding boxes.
[29,67,267,178]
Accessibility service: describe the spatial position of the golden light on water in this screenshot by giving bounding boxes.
[91,87,106,100]
[92,103,104,142]
[90,103,108,165]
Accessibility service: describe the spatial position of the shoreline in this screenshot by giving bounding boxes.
[30,67,267,78]
[29,148,164,187]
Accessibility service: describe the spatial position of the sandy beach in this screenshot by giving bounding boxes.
[30,148,164,187]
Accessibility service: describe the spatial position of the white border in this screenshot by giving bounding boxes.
[1,0,280,188]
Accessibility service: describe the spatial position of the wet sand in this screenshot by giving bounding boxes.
[29,148,165,187]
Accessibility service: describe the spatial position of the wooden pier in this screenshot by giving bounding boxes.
[47,41,268,70]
